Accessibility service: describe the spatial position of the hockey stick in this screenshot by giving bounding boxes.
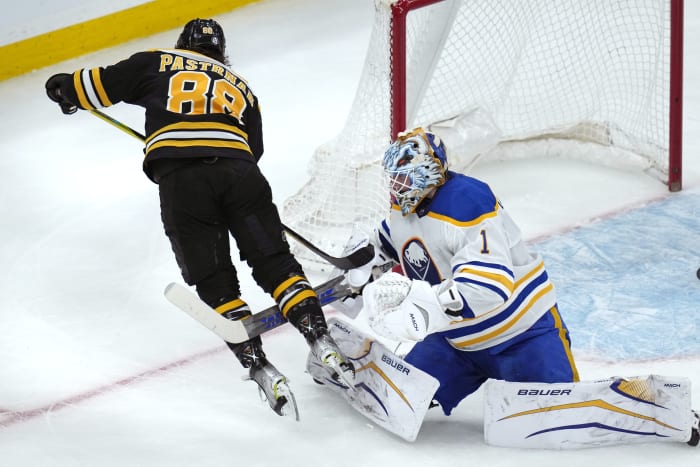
[88,109,375,270]
[164,274,356,343]
[282,224,375,270]
[88,109,145,141]
[165,257,396,343]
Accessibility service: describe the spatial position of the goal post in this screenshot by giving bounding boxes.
[669,0,684,192]
[283,0,684,270]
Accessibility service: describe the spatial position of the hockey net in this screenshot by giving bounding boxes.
[283,0,683,271]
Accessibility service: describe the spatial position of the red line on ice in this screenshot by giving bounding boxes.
[0,346,225,428]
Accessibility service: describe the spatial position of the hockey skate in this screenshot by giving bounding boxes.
[246,362,299,421]
[307,332,356,389]
[285,302,356,389]
[232,337,299,420]
[689,410,699,447]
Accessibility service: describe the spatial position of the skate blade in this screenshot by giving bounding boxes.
[688,411,699,446]
[250,376,300,421]
[273,379,300,421]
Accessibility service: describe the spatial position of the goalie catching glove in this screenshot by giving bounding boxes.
[362,272,463,342]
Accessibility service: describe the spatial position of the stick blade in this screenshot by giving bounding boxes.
[164,282,251,343]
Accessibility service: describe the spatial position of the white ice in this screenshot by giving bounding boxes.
[0,0,699,466]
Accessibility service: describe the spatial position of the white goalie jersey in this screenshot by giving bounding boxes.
[377,172,556,350]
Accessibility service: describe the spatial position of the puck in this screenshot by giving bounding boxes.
[697,268,700,280]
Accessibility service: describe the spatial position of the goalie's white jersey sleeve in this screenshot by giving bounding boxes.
[378,172,556,350]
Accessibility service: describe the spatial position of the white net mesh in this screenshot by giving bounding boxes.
[283,0,676,271]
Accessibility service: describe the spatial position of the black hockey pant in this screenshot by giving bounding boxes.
[157,157,304,307]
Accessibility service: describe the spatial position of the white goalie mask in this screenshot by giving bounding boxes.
[382,127,448,215]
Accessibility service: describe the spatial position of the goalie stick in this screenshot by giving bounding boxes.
[88,109,375,270]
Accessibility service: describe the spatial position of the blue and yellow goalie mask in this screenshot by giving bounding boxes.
[382,127,448,215]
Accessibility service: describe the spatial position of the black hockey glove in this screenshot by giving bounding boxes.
[45,73,78,115]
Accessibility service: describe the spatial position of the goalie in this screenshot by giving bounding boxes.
[356,127,580,410]
[319,127,698,448]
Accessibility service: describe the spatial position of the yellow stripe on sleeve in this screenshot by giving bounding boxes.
[458,267,514,292]
[73,71,94,110]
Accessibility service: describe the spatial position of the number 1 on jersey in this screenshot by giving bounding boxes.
[480,229,490,254]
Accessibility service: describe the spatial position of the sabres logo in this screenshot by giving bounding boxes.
[401,238,441,283]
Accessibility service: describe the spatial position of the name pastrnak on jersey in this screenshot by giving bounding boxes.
[62,49,263,182]
[378,172,557,351]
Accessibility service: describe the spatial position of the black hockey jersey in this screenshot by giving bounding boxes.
[59,48,263,182]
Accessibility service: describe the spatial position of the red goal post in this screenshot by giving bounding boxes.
[283,0,684,270]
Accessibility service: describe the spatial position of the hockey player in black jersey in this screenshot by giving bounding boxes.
[44,18,354,418]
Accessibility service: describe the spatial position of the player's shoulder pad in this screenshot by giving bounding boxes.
[424,172,500,225]
[121,50,163,67]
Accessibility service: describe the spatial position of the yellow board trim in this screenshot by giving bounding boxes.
[0,0,260,81]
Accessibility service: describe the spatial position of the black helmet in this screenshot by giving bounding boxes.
[176,18,227,63]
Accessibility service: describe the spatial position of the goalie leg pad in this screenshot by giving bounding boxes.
[484,375,695,449]
[307,318,440,442]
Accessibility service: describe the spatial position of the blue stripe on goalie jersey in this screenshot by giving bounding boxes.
[452,260,515,302]
[452,260,514,278]
[440,267,550,336]
[454,275,509,302]
[378,219,399,263]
